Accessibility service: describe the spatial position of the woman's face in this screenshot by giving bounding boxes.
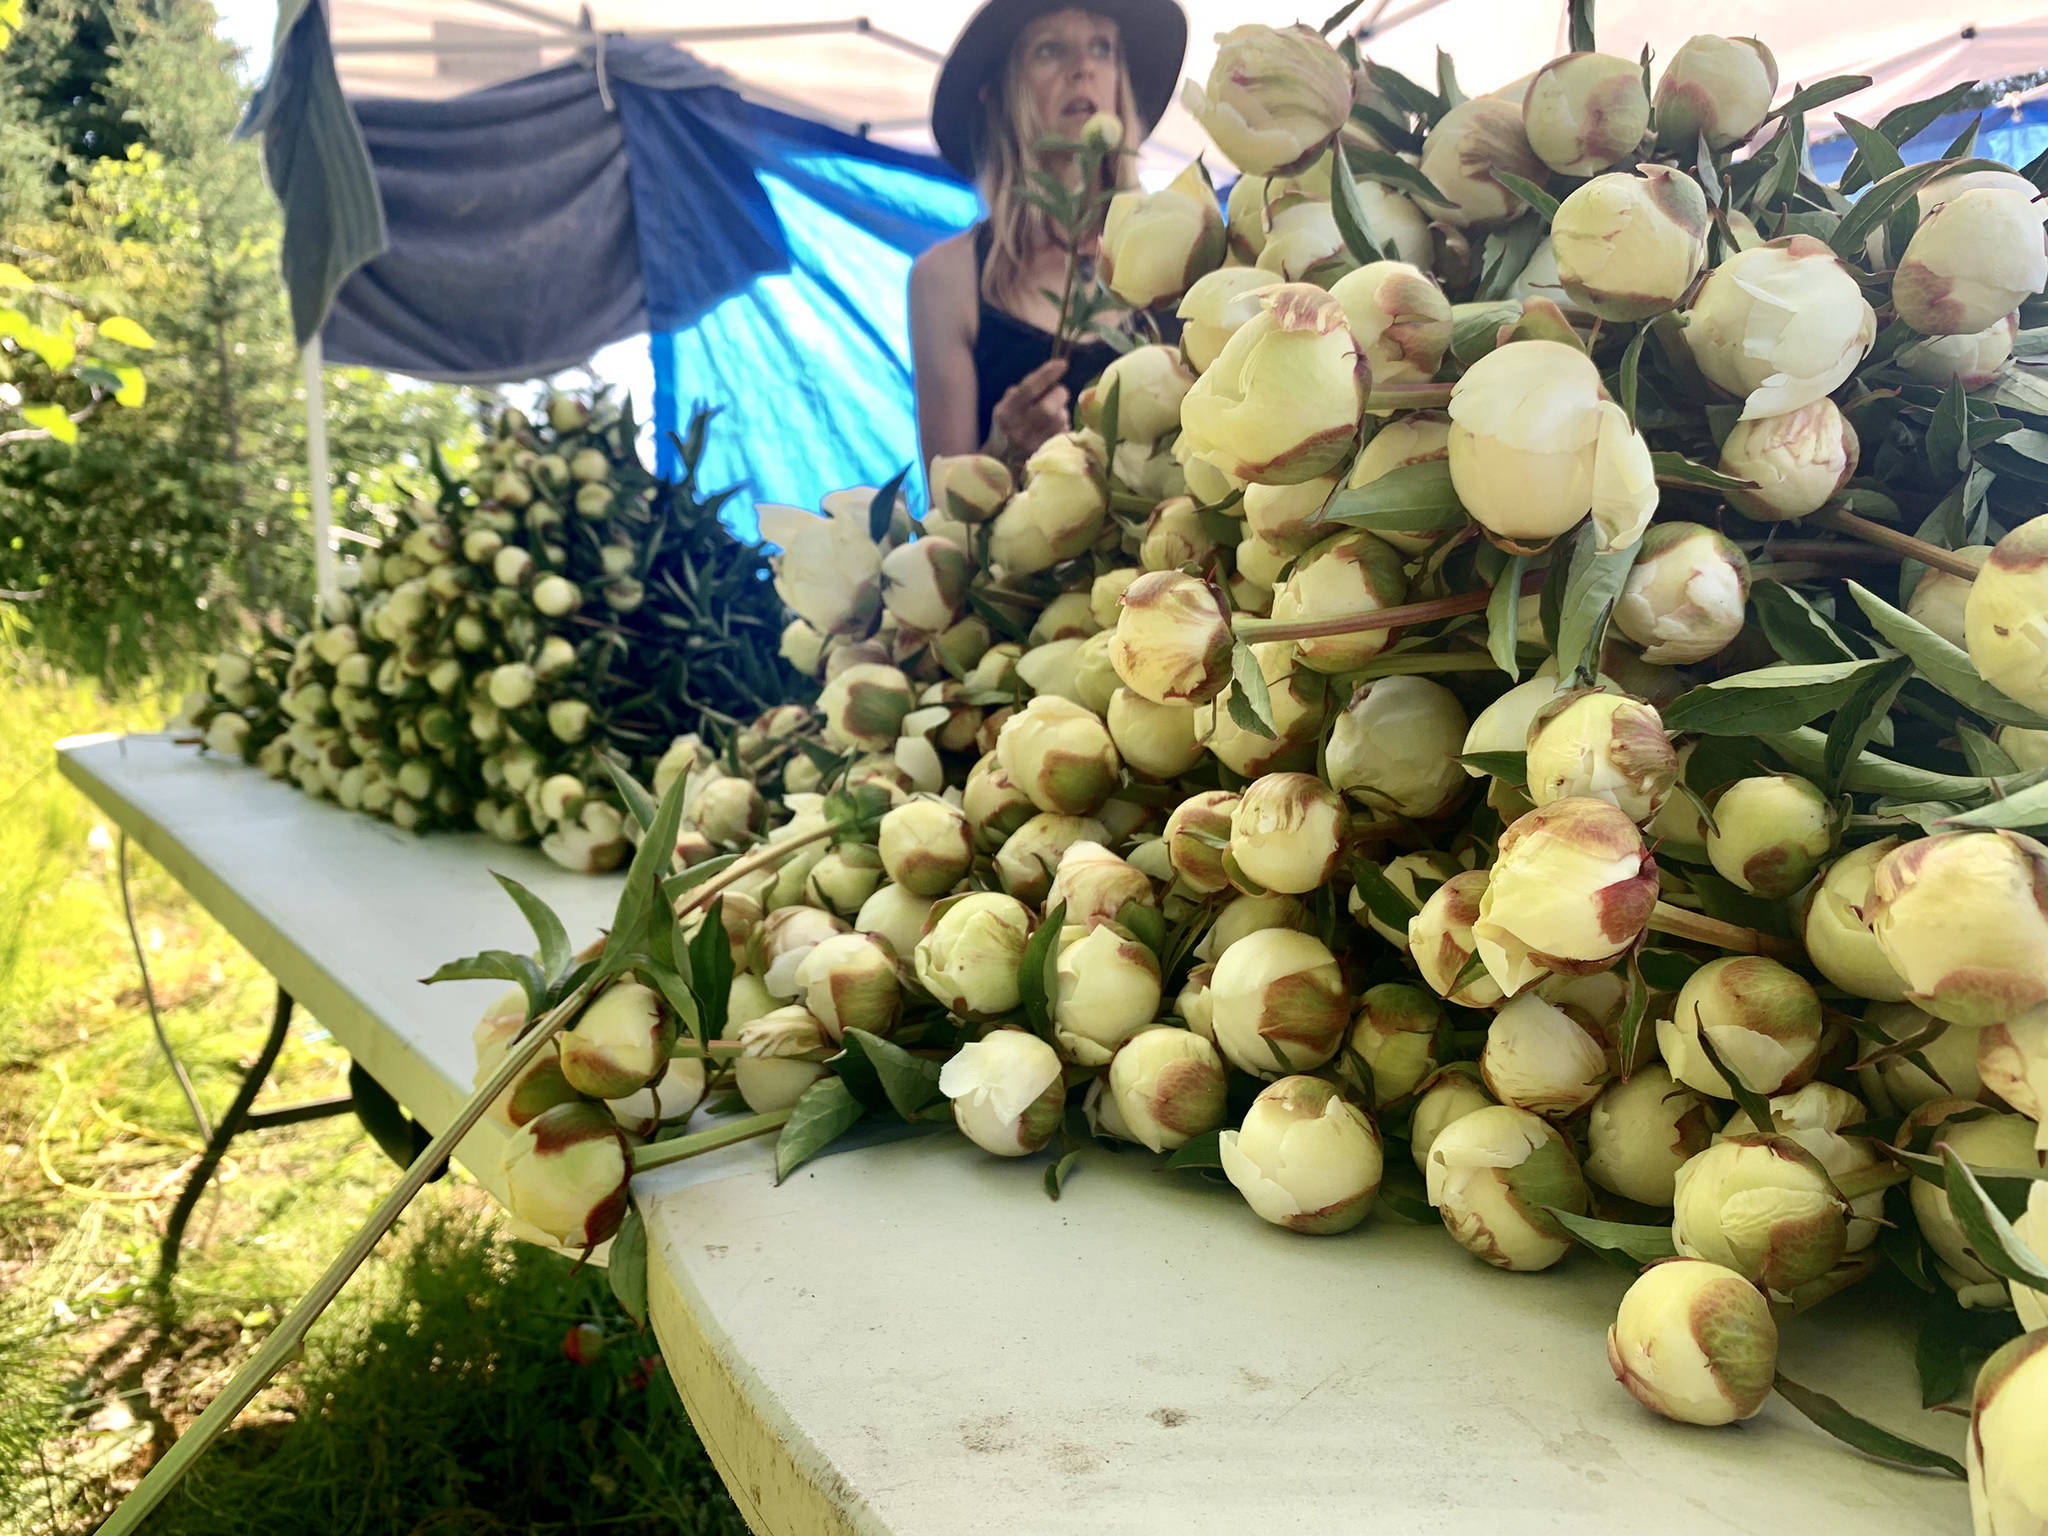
[1014,9,1120,138]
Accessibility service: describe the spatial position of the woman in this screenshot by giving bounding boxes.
[909,0,1187,473]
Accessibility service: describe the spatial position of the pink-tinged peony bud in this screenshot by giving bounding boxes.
[1523,52,1651,177]
[472,987,580,1130]
[1524,688,1677,824]
[1417,98,1549,229]
[877,798,973,898]
[994,812,1106,905]
[1447,339,1657,554]
[1462,662,1569,774]
[1328,261,1453,391]
[1686,238,1875,420]
[1179,284,1367,487]
[1607,1258,1777,1426]
[1903,1105,2039,1305]
[1325,675,1469,820]
[939,1028,1066,1156]
[1899,314,2018,391]
[1408,1068,1495,1174]
[1052,923,1163,1066]
[927,453,1011,524]
[1109,571,1234,706]
[1209,928,1349,1078]
[1269,529,1407,674]
[1425,1104,1589,1270]
[1894,188,2048,338]
[1101,161,1228,311]
[1176,265,1275,375]
[1801,839,1910,1002]
[963,752,1035,851]
[1109,1026,1228,1153]
[1586,1067,1718,1207]
[914,891,1033,1019]
[607,1055,710,1138]
[988,433,1108,576]
[1181,25,1352,177]
[794,930,901,1041]
[500,1101,631,1249]
[1965,515,2048,715]
[1409,869,1506,1008]
[1653,36,1777,151]
[1077,345,1197,450]
[730,1004,829,1113]
[1612,521,1751,664]
[1977,1017,2048,1119]
[995,695,1121,816]
[753,903,848,988]
[1704,774,1836,898]
[817,663,915,752]
[1472,799,1658,996]
[559,980,673,1099]
[1868,829,2048,1029]
[1717,1082,1886,1252]
[1480,991,1613,1119]
[1163,790,1239,894]
[1221,1075,1383,1234]
[1046,839,1156,933]
[1341,983,1443,1106]
[1103,688,1200,778]
[1969,1329,2048,1534]
[1551,168,1708,322]
[1223,771,1347,895]
[1719,399,1859,522]
[1659,956,1822,1100]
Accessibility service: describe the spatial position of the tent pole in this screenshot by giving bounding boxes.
[304,336,333,605]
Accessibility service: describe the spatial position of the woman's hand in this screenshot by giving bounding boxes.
[986,358,1071,464]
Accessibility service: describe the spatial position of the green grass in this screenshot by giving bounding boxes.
[0,652,747,1535]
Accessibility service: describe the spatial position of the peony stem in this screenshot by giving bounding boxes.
[1363,381,1455,411]
[1234,568,1546,644]
[1648,901,1801,959]
[631,1109,793,1172]
[675,821,846,920]
[1808,507,1984,581]
[1752,539,1900,565]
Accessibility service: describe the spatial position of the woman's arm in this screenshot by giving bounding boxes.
[909,233,983,469]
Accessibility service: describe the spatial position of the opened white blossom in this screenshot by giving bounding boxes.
[1208,927,1349,1078]
[1076,345,1198,449]
[1718,399,1859,521]
[1108,1026,1229,1153]
[1110,571,1233,706]
[1409,869,1505,1009]
[1417,97,1549,229]
[1868,829,2048,1028]
[1524,688,1677,824]
[1684,237,1877,419]
[1584,1068,1718,1206]
[1101,161,1228,311]
[1339,983,1442,1106]
[1611,521,1750,664]
[987,432,1107,576]
[1447,339,1657,553]
[559,980,671,1099]
[1221,1075,1384,1234]
[914,891,1033,1020]
[1653,35,1778,150]
[994,812,1106,905]
[1051,923,1164,1067]
[1965,515,2048,715]
[1522,52,1650,176]
[878,536,969,633]
[1671,1133,1848,1291]
[758,494,883,635]
[1473,798,1659,996]
[1898,314,2018,390]
[1325,675,1468,819]
[939,1029,1065,1157]
[1907,544,1995,649]
[1228,772,1347,894]
[1176,265,1276,374]
[1425,1104,1589,1271]
[794,931,900,1042]
[1480,991,1612,1119]
[1179,283,1365,486]
[1659,956,1822,1100]
[1893,188,2048,337]
[1327,261,1453,390]
[1801,839,1911,1002]
[1182,24,1352,177]
[1269,529,1407,674]
[1607,1259,1778,1427]
[1045,839,1155,931]
[500,1101,631,1249]
[995,695,1120,816]
[1706,774,1836,898]
[1970,1331,2048,1536]
[1551,168,1708,321]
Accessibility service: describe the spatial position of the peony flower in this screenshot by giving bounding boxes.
[1704,773,1836,898]
[995,694,1121,816]
[1585,1067,1718,1206]
[1101,160,1228,311]
[1907,544,1994,650]
[1718,1082,1886,1253]
[1182,24,1352,177]
[1893,188,2048,337]
[1221,1076,1384,1233]
[1480,991,1613,1119]
[1800,839,1910,1002]
[1109,1026,1228,1153]
[1551,167,1709,321]
[1409,869,1505,1008]
[818,663,915,753]
[877,798,973,898]
[1176,265,1275,375]
[927,453,1011,523]
[1472,798,1659,996]
[1268,529,1407,674]
[914,891,1033,1019]
[1969,1332,2048,1536]
[939,1029,1065,1156]
[758,493,884,634]
[1408,1068,1496,1174]
[795,930,900,1041]
[987,433,1107,575]
[1339,983,1442,1106]
[1965,515,2048,715]
[878,537,969,633]
[994,811,1106,905]
[1868,829,2048,1029]
[1051,923,1163,1066]
[1045,839,1155,933]
[1671,1134,1848,1291]
[1327,261,1453,390]
[1192,640,1330,778]
[1179,283,1366,486]
[1684,237,1877,419]
[1523,52,1651,176]
[1417,97,1549,229]
[500,1102,630,1249]
[1607,1259,1777,1426]
[1908,1107,2039,1304]
[1425,1104,1589,1270]
[1524,688,1678,824]
[559,980,672,1099]
[1612,521,1751,663]
[1208,927,1349,1078]
[1325,675,1468,819]
[1255,191,1354,287]
[1653,35,1778,151]
[1106,688,1204,779]
[1659,956,1823,1100]
[1109,571,1234,705]
[1899,314,2018,391]
[1719,399,1859,522]
[1227,771,1348,894]
[1076,345,1198,449]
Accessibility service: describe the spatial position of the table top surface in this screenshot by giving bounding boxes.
[58,732,1975,1536]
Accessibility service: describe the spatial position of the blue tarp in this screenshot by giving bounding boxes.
[1809,101,2048,183]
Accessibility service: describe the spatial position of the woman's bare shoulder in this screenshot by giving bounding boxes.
[911,228,979,298]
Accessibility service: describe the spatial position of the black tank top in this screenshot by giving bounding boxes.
[970,223,1182,446]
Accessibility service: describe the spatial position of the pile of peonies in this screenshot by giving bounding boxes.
[456,17,2048,1526]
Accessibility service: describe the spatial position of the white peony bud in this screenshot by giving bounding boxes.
[914,892,1033,1020]
[1179,283,1366,486]
[1409,870,1505,1008]
[1907,544,1994,650]
[1052,923,1163,1066]
[1176,265,1275,375]
[994,811,1106,906]
[1719,1082,1886,1252]
[1106,688,1204,778]
[1551,168,1708,321]
[1227,772,1348,894]
[1077,345,1197,450]
[1898,314,2018,390]
[1269,529,1407,673]
[1109,570,1234,705]
[1801,839,1910,1002]
[939,1029,1065,1156]
[1221,1075,1384,1234]
[1417,97,1549,229]
[1327,261,1452,391]
[1100,161,1227,311]
[1339,983,1442,1106]
[1968,1331,2048,1535]
[1209,928,1349,1078]
[1869,829,2048,1029]
[995,694,1120,816]
[500,1101,630,1249]
[1705,774,1836,898]
[1045,839,1155,932]
[1904,1108,2038,1302]
[1585,1067,1719,1206]
[987,433,1108,576]
[794,931,900,1042]
[1524,688,1677,824]
[1325,674,1468,819]
[1425,1104,1589,1270]
[927,453,1011,524]
[1480,991,1613,1118]
[1719,399,1859,522]
[1660,955,1822,1100]
[1686,238,1876,419]
[1408,1068,1495,1174]
[1653,35,1778,151]
[1612,521,1751,664]
[1523,52,1651,176]
[1109,1026,1229,1153]
[1192,639,1330,777]
[818,662,915,752]
[1671,1134,1848,1291]
[1607,1259,1778,1426]
[559,980,671,1099]
[1893,188,2048,338]
[1965,515,2048,715]
[1473,799,1659,996]
[878,798,973,898]
[879,536,969,633]
[1182,25,1352,177]
[854,882,934,966]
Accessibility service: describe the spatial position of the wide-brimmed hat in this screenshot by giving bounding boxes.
[930,0,1188,179]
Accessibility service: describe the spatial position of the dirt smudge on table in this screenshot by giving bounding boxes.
[1149,1407,1188,1427]
[959,1413,1014,1453]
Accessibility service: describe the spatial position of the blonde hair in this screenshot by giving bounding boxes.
[976,17,1142,311]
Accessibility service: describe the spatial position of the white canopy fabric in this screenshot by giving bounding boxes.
[321,0,2048,164]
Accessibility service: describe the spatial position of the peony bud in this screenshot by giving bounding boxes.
[1612,522,1751,664]
[1447,339,1657,554]
[725,1005,827,1113]
[1322,675,1469,821]
[500,1101,630,1249]
[1254,186,1355,287]
[1046,839,1155,933]
[1552,168,1708,322]
[1109,570,1234,705]
[780,617,828,677]
[1179,283,1366,487]
[1109,1026,1228,1153]
[1222,771,1346,896]
[1239,475,1331,554]
[1525,688,1678,824]
[1801,839,1911,1002]
[1966,515,2048,715]
[1269,529,1407,674]
[939,1029,1065,1156]
[879,537,969,633]
[1607,1259,1778,1426]
[1899,314,2018,391]
[854,882,934,967]
[1193,639,1329,777]
[1523,52,1651,176]
[1162,790,1238,894]
[994,812,1105,905]
[1222,1075,1383,1234]
[1101,160,1228,311]
[1906,1107,2040,1304]
[1341,983,1442,1106]
[559,980,672,1099]
[1855,1001,1985,1114]
[607,1055,710,1138]
[1653,35,1778,151]
[1671,1134,1848,1291]
[1705,774,1836,898]
[1176,265,1274,375]
[1098,689,1195,778]
[914,891,1033,1019]
[1052,923,1163,1066]
[794,930,900,1041]
[1426,1104,1589,1270]
[1473,799,1658,996]
[1894,188,2048,338]
[1969,1331,2048,1535]
[1718,399,1859,523]
[1327,261,1452,390]
[687,775,763,846]
[758,497,882,636]
[877,798,973,898]
[995,694,1120,816]
[1410,869,1506,1008]
[1719,1082,1886,1252]
[818,663,915,752]
[928,454,1012,524]
[472,988,580,1131]
[1686,238,1876,419]
[1182,25,1351,177]
[988,433,1108,576]
[1417,98,1548,229]
[1868,829,2048,1029]
[1586,1067,1719,1206]
[1976,1017,2047,1118]
[1659,955,1822,1101]
[1408,1068,1495,1174]
[1907,544,1994,650]
[1481,991,1613,1119]
[1077,345,1197,450]
[1209,928,1349,1078]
